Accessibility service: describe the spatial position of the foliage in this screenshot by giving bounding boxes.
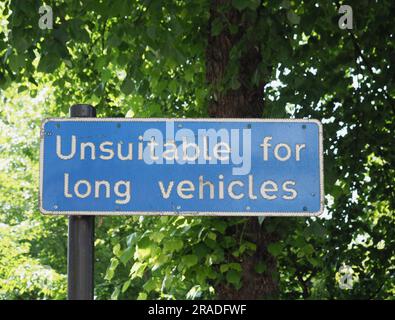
[0,222,66,299]
[0,85,65,299]
[103,216,257,299]
[0,0,394,299]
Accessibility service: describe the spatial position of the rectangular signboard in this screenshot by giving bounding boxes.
[39,118,323,216]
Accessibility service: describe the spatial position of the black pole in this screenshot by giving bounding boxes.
[68,104,96,300]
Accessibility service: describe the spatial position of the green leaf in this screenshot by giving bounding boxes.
[111,0,129,15]
[254,261,266,274]
[220,264,229,273]
[229,24,238,35]
[267,242,283,257]
[226,269,241,288]
[104,258,119,281]
[181,254,198,268]
[143,278,158,293]
[307,256,320,267]
[150,231,165,243]
[37,54,61,73]
[220,263,242,273]
[305,221,326,238]
[17,85,28,93]
[130,262,147,279]
[281,0,291,9]
[113,243,121,257]
[8,54,26,72]
[120,246,134,265]
[122,279,131,293]
[232,0,260,11]
[135,246,151,260]
[207,231,217,240]
[163,239,184,253]
[152,254,169,271]
[121,78,135,95]
[147,102,162,116]
[211,18,223,36]
[287,11,301,25]
[70,19,90,43]
[111,286,121,300]
[101,68,112,82]
[126,233,138,247]
[137,292,147,300]
[137,236,152,248]
[243,241,257,252]
[302,244,314,256]
[14,37,30,52]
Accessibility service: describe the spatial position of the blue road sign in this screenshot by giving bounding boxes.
[39,119,323,216]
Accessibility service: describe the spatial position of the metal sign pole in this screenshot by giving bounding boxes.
[67,104,96,300]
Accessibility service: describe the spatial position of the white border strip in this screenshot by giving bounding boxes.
[39,118,324,217]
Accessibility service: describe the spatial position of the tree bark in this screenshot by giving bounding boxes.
[206,0,265,118]
[206,0,279,299]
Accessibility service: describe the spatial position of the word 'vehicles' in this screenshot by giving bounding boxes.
[158,175,297,201]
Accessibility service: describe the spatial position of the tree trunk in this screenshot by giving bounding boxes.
[206,0,279,299]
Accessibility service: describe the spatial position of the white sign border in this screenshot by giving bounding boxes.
[39,118,324,217]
